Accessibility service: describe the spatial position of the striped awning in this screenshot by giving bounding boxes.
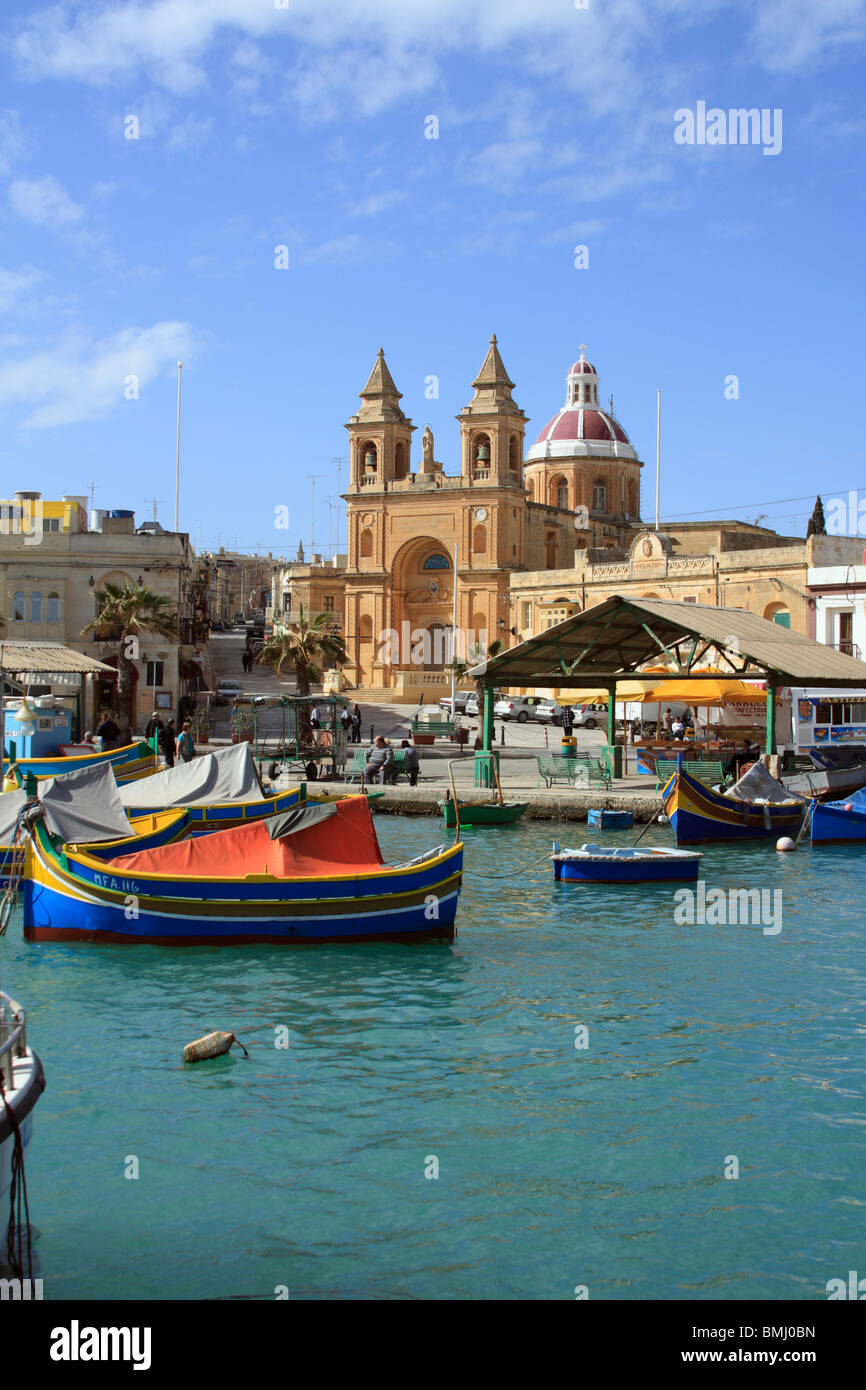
[0,642,117,680]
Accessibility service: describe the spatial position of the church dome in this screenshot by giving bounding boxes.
[525,345,638,463]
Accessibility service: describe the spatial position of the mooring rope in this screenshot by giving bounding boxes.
[0,1070,33,1281]
[463,849,553,879]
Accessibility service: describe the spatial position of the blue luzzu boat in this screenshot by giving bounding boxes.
[661,763,805,844]
[811,786,866,844]
[21,795,463,945]
[4,739,157,790]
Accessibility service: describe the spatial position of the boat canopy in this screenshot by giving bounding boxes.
[106,795,384,879]
[39,762,135,842]
[119,743,263,809]
[725,761,804,805]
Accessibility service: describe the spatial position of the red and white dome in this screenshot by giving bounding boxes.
[525,346,638,462]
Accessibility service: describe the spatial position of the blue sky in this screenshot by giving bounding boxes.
[0,0,864,558]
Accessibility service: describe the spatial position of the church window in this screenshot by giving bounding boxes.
[29,591,42,622]
[360,528,373,557]
[509,434,520,471]
[422,553,450,570]
[592,482,606,512]
[323,595,335,611]
[46,593,61,622]
[556,481,569,509]
[394,441,407,478]
[473,526,487,554]
[13,591,25,621]
[522,602,531,629]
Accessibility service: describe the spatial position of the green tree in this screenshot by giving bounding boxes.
[806,496,826,538]
[82,581,178,740]
[256,605,348,741]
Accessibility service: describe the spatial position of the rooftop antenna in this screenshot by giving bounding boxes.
[145,496,167,523]
[331,455,347,550]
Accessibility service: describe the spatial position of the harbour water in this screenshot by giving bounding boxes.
[5,815,865,1300]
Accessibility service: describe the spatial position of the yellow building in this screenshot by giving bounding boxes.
[341,339,617,698]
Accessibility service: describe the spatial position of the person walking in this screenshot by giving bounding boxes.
[559,704,574,737]
[400,739,420,787]
[159,717,177,768]
[178,720,195,763]
[340,705,351,734]
[351,703,362,744]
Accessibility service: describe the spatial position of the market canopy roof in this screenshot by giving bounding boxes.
[469,596,866,689]
[0,642,116,680]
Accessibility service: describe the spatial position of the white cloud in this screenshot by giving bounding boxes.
[748,0,866,73]
[0,321,195,429]
[347,190,407,218]
[0,110,34,176]
[9,175,84,226]
[0,267,43,311]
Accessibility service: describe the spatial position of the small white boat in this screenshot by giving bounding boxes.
[552,842,703,883]
[0,991,45,1210]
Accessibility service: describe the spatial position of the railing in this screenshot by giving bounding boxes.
[359,475,378,486]
[0,991,27,1093]
[833,641,862,658]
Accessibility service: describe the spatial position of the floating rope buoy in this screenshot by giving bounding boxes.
[183,1030,249,1064]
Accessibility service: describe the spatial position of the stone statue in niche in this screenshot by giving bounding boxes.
[422,426,434,466]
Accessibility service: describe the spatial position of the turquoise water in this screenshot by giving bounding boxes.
[3,815,865,1301]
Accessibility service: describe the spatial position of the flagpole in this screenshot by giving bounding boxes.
[450,543,459,712]
[174,361,183,533]
[655,388,661,532]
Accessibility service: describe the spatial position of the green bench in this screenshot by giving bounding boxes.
[655,758,725,790]
[536,753,613,790]
[411,717,456,739]
[345,747,419,784]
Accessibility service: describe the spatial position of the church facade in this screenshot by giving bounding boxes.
[340,339,641,695]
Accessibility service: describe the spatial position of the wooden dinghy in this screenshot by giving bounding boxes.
[22,796,463,946]
[552,842,702,883]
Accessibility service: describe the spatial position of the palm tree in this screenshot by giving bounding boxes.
[82,581,178,739]
[256,605,347,742]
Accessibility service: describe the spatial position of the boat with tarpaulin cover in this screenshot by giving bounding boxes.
[661,761,806,843]
[22,795,463,945]
[811,785,866,844]
[3,738,157,790]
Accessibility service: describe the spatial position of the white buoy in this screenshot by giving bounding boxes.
[776,836,796,852]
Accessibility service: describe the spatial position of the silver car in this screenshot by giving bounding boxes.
[494,695,552,723]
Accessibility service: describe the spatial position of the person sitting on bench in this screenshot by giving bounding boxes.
[363,736,394,785]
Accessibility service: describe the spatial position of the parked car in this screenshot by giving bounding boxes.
[439,692,473,715]
[215,679,244,705]
[494,695,554,722]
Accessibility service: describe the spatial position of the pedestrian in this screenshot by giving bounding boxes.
[400,739,420,786]
[144,711,162,740]
[559,704,574,736]
[662,708,673,739]
[340,706,351,734]
[159,717,177,769]
[310,706,321,731]
[671,714,684,740]
[96,713,120,750]
[725,738,753,778]
[351,703,362,744]
[363,735,393,785]
[178,720,195,763]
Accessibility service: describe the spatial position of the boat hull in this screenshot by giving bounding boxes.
[439,800,527,827]
[811,803,866,844]
[553,852,700,883]
[4,740,157,788]
[0,1050,45,1201]
[23,825,463,945]
[587,808,634,829]
[661,770,804,844]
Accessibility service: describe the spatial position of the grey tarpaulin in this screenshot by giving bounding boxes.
[39,762,134,842]
[726,761,805,805]
[266,802,338,841]
[0,789,31,844]
[119,743,264,810]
